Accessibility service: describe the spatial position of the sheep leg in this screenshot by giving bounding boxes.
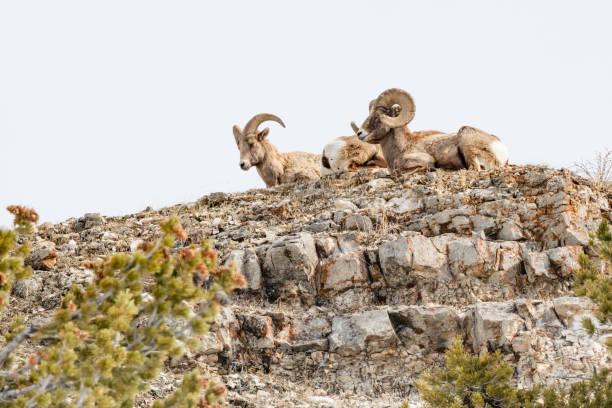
[357,154,387,170]
[396,152,435,173]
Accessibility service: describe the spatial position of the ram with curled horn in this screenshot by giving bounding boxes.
[350,88,509,173]
[232,113,320,187]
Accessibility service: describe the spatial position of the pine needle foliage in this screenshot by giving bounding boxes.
[0,206,37,314]
[416,337,612,408]
[416,336,541,408]
[540,369,612,408]
[0,206,245,408]
[574,219,612,347]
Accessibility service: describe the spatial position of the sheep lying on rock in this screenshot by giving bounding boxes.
[320,136,387,176]
[351,88,509,173]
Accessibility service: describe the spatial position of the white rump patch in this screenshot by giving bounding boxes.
[321,139,347,174]
[489,141,509,165]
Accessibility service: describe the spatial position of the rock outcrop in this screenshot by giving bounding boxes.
[6,166,611,407]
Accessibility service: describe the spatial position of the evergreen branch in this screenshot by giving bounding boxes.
[0,318,47,367]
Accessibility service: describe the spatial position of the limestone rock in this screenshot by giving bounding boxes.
[367,178,393,189]
[262,233,318,299]
[344,214,373,232]
[447,238,497,279]
[290,317,331,351]
[25,240,57,270]
[389,305,461,351]
[72,212,105,232]
[553,296,596,330]
[498,221,525,241]
[237,314,275,350]
[318,251,369,294]
[12,276,43,298]
[379,234,447,286]
[13,165,612,406]
[385,196,423,215]
[473,301,525,352]
[546,246,580,277]
[520,244,552,280]
[225,248,262,291]
[329,310,398,356]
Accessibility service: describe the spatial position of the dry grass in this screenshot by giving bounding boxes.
[573,149,612,192]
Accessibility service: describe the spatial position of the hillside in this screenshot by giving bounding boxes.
[6,165,612,407]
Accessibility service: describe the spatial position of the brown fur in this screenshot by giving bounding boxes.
[355,92,508,172]
[320,136,387,175]
[233,118,320,187]
[456,126,504,170]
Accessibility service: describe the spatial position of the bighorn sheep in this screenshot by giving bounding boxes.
[350,88,509,173]
[233,113,320,187]
[320,136,387,176]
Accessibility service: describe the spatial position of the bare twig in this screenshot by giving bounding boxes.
[0,376,54,401]
[573,149,612,191]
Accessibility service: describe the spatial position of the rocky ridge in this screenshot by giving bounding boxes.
[6,165,612,407]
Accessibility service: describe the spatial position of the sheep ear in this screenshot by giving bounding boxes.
[233,125,242,144]
[257,127,270,141]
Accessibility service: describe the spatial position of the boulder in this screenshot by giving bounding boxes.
[225,248,262,291]
[290,317,331,351]
[385,196,423,215]
[498,221,525,241]
[329,310,398,356]
[12,276,43,298]
[520,244,552,280]
[25,240,57,270]
[72,212,105,232]
[389,305,461,351]
[344,214,373,232]
[237,314,275,350]
[553,296,596,330]
[545,246,580,277]
[473,301,525,352]
[263,233,318,299]
[318,251,369,294]
[379,234,447,286]
[447,238,497,279]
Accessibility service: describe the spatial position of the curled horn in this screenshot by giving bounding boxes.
[244,113,286,135]
[375,88,415,128]
[368,99,377,112]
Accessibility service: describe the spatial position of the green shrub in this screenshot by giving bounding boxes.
[0,206,245,408]
[0,206,37,314]
[541,369,612,408]
[574,219,612,348]
[416,337,612,408]
[416,336,541,408]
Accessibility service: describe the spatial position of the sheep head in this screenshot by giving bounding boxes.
[233,113,285,170]
[350,88,415,144]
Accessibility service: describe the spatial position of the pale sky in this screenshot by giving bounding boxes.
[1,1,611,228]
